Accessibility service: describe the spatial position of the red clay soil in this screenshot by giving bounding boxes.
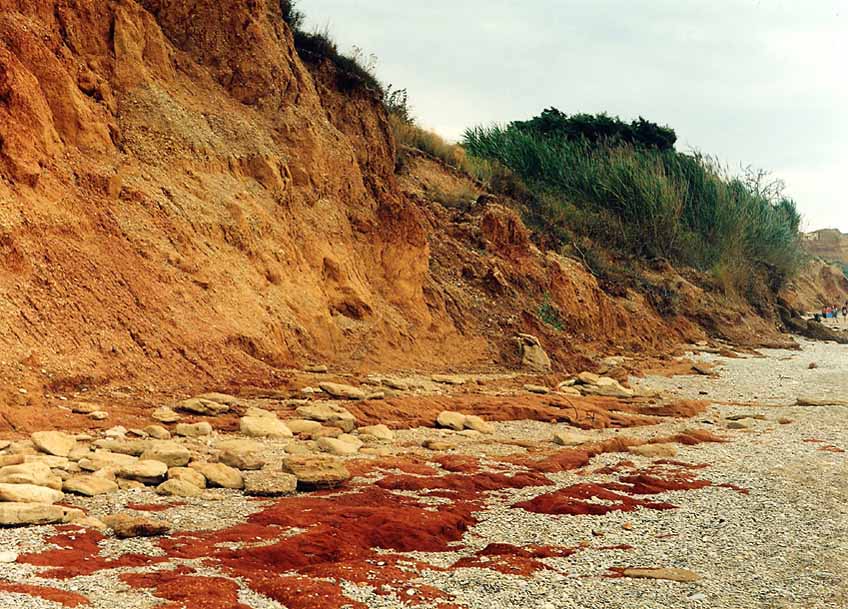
[0,583,89,607]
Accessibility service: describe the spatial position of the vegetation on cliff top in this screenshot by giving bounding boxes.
[462,110,803,295]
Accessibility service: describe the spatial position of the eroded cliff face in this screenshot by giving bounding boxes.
[0,0,465,391]
[0,0,788,400]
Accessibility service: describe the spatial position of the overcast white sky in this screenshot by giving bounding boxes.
[300,0,846,232]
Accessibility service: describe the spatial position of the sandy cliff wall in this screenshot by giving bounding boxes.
[0,1,794,400]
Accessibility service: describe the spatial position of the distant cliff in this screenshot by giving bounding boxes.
[803,229,848,265]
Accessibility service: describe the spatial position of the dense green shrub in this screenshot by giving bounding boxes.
[513,108,677,151]
[462,116,802,291]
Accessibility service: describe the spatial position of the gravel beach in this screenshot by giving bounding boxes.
[1,339,846,609]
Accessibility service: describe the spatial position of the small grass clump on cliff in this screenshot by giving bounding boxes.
[280,1,382,93]
[462,108,803,291]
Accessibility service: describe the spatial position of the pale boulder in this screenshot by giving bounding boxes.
[189,462,243,489]
[436,411,466,431]
[0,483,64,504]
[140,442,192,467]
[239,417,292,438]
[31,431,76,458]
[62,476,119,496]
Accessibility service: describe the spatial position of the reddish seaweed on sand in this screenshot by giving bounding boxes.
[514,482,678,516]
[0,583,89,607]
[451,543,575,576]
[18,527,167,578]
[121,571,251,609]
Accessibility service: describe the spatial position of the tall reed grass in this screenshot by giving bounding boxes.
[462,124,802,288]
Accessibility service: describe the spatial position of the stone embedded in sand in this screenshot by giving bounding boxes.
[0,462,62,490]
[104,426,127,438]
[118,460,168,484]
[576,372,600,385]
[197,392,241,406]
[422,439,456,451]
[216,439,265,471]
[356,424,394,442]
[79,452,138,472]
[189,462,243,489]
[281,455,350,490]
[0,502,72,526]
[431,374,465,385]
[70,402,99,415]
[621,567,700,583]
[104,514,171,539]
[317,435,362,456]
[691,362,715,376]
[0,483,64,504]
[517,333,552,373]
[94,439,151,456]
[579,377,634,398]
[168,467,206,488]
[156,478,202,497]
[174,422,213,438]
[318,382,367,400]
[436,411,467,431]
[62,475,118,497]
[244,407,276,419]
[464,415,494,434]
[140,442,192,467]
[177,397,229,416]
[305,364,329,373]
[795,396,848,407]
[90,411,109,420]
[726,419,751,430]
[151,407,181,424]
[557,386,582,397]
[285,419,324,434]
[295,403,357,432]
[239,416,292,438]
[553,429,591,446]
[73,516,108,532]
[31,431,76,457]
[144,425,171,440]
[0,551,17,563]
[523,384,550,394]
[117,479,145,490]
[243,471,298,496]
[778,417,793,425]
[629,443,678,458]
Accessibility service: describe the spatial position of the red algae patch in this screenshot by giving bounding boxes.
[19,528,167,578]
[0,583,89,607]
[121,573,250,609]
[451,543,575,576]
[375,471,551,496]
[514,482,678,516]
[346,455,439,478]
[433,454,480,473]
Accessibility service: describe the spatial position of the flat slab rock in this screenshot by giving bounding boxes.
[104,514,171,539]
[318,382,367,400]
[31,431,77,457]
[281,455,350,490]
[0,502,82,526]
[621,567,701,582]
